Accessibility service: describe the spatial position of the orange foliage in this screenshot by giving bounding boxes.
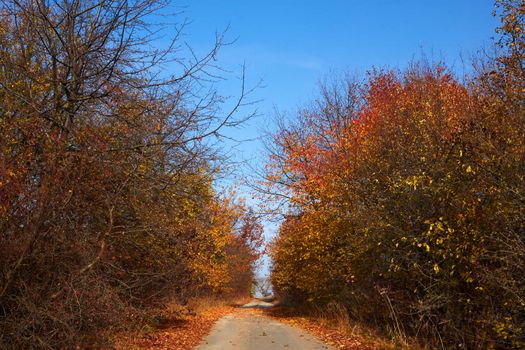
[267,54,524,350]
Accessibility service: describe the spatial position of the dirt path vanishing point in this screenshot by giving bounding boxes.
[194,300,334,350]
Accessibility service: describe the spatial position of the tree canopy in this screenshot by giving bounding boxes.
[266,1,525,348]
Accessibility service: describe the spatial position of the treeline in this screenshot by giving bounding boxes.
[0,0,261,348]
[266,1,524,349]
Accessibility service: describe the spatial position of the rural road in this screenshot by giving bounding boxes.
[194,300,334,350]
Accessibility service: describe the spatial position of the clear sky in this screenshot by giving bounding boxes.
[171,0,499,170]
[165,0,500,276]
[180,1,498,111]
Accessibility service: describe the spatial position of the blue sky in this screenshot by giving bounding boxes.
[164,1,499,276]
[181,0,498,111]
[171,1,499,172]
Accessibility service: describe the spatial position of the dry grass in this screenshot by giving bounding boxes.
[186,295,242,314]
[264,302,423,350]
[113,296,246,350]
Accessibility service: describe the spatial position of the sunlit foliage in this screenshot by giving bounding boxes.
[267,1,525,348]
[0,1,260,348]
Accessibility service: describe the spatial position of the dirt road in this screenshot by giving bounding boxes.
[194,300,334,350]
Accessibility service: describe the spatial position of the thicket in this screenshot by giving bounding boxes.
[0,0,261,348]
[266,1,525,348]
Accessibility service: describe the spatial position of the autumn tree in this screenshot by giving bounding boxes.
[224,209,264,297]
[0,0,256,348]
[266,1,525,348]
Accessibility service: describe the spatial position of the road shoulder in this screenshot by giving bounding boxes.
[113,299,238,350]
[261,305,398,350]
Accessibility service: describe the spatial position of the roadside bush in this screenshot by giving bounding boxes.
[267,1,525,347]
[0,1,259,348]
